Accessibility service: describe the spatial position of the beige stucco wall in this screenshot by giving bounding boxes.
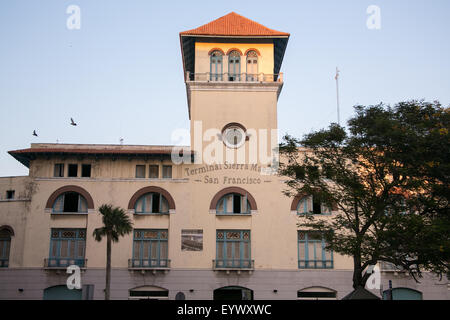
[0,157,354,270]
[0,176,33,268]
[189,87,280,161]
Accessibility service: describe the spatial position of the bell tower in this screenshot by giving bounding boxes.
[179,12,289,164]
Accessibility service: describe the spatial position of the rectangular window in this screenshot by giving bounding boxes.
[149,165,159,178]
[48,229,86,268]
[162,165,172,179]
[216,230,252,269]
[6,190,15,200]
[68,164,78,177]
[54,164,64,177]
[81,164,91,177]
[298,231,333,269]
[131,229,169,268]
[136,165,146,178]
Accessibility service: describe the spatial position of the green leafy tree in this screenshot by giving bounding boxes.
[279,100,449,289]
[93,204,133,300]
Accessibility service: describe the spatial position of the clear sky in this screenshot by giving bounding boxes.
[0,0,449,176]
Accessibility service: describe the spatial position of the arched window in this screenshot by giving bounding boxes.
[228,50,241,81]
[297,287,337,300]
[0,226,13,268]
[135,192,170,214]
[246,50,258,81]
[216,193,251,215]
[296,195,332,215]
[46,185,94,213]
[210,50,223,81]
[210,187,257,213]
[53,192,88,213]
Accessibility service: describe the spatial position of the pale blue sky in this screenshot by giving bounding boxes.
[1,0,449,176]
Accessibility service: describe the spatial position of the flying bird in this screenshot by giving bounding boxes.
[70,118,77,126]
[32,130,38,137]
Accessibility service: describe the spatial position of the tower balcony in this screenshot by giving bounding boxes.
[186,72,283,83]
[184,71,284,119]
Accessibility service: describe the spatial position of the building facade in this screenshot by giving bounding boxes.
[0,12,448,300]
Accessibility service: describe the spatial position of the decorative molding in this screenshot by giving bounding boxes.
[0,225,15,236]
[244,48,261,56]
[208,48,225,56]
[226,48,244,56]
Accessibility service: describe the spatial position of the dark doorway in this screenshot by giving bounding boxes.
[213,286,253,300]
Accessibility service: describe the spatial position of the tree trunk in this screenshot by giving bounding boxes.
[352,255,363,289]
[105,234,111,300]
[353,254,372,289]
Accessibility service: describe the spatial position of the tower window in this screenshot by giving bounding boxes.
[210,51,223,81]
[246,50,258,82]
[228,50,241,81]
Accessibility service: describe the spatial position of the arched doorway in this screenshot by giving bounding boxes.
[297,286,337,300]
[383,287,423,300]
[43,285,82,300]
[129,285,169,300]
[0,226,14,268]
[213,286,253,300]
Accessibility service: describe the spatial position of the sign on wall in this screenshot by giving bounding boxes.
[181,229,203,251]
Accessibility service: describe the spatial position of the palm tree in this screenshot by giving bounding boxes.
[93,204,133,300]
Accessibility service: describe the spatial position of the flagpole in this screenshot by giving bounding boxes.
[335,67,341,125]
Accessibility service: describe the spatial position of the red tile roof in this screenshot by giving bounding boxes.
[180,12,289,37]
[9,147,178,155]
[8,146,194,168]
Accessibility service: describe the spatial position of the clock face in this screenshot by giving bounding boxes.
[223,126,245,148]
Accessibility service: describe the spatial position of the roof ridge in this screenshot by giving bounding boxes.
[180,12,289,37]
